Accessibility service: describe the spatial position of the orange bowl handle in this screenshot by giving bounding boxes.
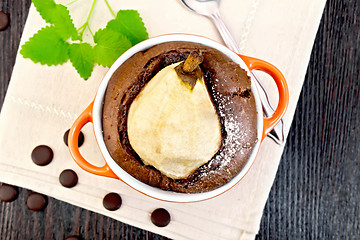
[68,102,118,179]
[239,55,289,140]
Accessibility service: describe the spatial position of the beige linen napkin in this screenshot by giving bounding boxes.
[0,0,326,239]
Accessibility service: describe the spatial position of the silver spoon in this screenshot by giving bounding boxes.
[180,0,284,144]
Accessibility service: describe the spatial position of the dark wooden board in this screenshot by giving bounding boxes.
[1,0,359,239]
[256,0,360,239]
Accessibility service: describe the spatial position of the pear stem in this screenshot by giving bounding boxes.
[182,51,203,73]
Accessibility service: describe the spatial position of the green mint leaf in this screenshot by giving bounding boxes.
[93,28,132,67]
[20,26,70,65]
[68,43,95,80]
[31,0,80,40]
[22,2,149,81]
[106,10,148,45]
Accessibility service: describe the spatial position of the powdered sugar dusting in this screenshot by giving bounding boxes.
[197,78,252,178]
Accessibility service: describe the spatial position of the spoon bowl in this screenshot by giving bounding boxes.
[180,0,220,17]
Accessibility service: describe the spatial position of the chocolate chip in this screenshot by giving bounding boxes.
[0,11,9,31]
[0,184,18,202]
[26,192,47,211]
[31,145,53,166]
[64,235,82,240]
[151,208,171,227]
[64,129,84,147]
[59,169,78,188]
[103,192,122,211]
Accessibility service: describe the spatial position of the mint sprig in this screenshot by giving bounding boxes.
[68,43,94,80]
[20,0,148,80]
[106,10,149,45]
[93,28,132,67]
[21,26,70,65]
[31,0,79,40]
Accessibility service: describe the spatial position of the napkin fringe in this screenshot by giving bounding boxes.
[239,0,260,52]
[9,95,79,121]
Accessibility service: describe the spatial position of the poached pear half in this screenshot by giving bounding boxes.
[127,52,222,179]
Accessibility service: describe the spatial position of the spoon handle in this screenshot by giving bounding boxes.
[210,10,284,144]
[210,10,241,53]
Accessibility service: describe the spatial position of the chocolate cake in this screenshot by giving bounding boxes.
[102,41,258,193]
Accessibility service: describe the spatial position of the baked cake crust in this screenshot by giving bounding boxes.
[102,42,258,193]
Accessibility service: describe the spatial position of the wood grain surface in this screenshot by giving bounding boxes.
[0,0,359,239]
